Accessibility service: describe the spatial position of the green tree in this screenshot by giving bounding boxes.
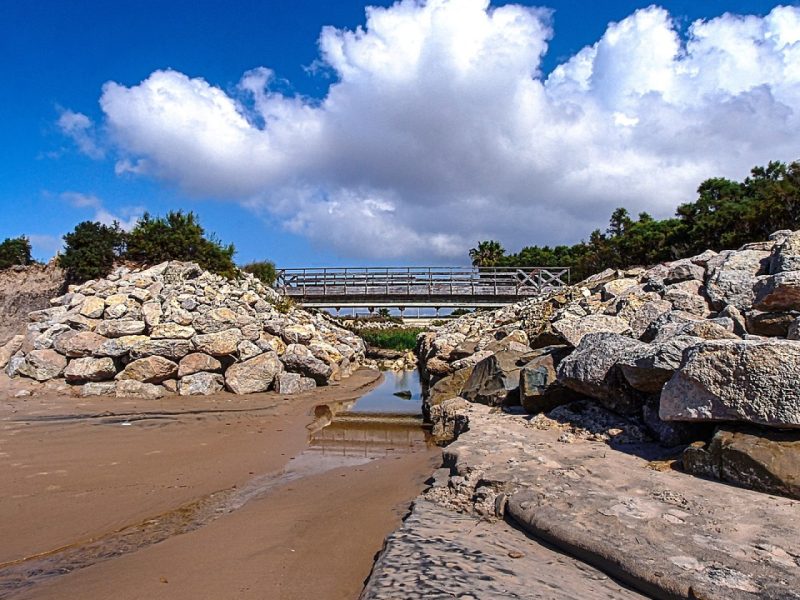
[241,260,277,286]
[469,240,505,267]
[59,221,126,283]
[0,236,33,269]
[125,211,237,278]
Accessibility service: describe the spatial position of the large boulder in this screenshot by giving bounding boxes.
[767,229,800,274]
[426,366,474,411]
[63,357,116,382]
[460,349,533,406]
[178,372,224,396]
[429,397,470,444]
[115,380,165,399]
[79,296,105,318]
[177,353,222,377]
[150,323,196,339]
[519,345,574,414]
[192,308,239,334]
[753,270,800,311]
[281,345,333,385]
[273,372,316,395]
[116,356,178,384]
[128,338,192,361]
[683,426,800,500]
[556,333,649,415]
[617,335,701,394]
[193,328,242,356]
[54,331,108,358]
[660,339,800,428]
[744,310,796,337]
[614,296,672,339]
[224,351,283,394]
[93,335,149,358]
[551,314,631,347]
[17,349,67,381]
[664,259,705,284]
[704,249,770,311]
[94,320,146,338]
[663,280,711,317]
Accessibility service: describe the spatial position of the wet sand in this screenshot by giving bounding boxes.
[0,370,440,599]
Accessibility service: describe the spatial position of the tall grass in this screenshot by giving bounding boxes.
[359,327,424,351]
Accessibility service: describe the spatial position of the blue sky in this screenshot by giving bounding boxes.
[2,0,798,266]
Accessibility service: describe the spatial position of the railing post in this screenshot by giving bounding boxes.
[323,268,327,297]
[385,267,389,296]
[302,268,307,297]
[428,267,432,297]
[538,269,542,292]
[406,267,410,296]
[344,267,348,294]
[493,268,498,296]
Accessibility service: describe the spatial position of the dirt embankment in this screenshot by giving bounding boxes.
[0,263,65,345]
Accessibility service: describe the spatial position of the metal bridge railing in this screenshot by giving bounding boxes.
[274,266,570,298]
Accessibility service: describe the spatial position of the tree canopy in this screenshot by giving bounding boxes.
[58,210,239,283]
[0,236,33,269]
[59,221,126,283]
[472,160,800,281]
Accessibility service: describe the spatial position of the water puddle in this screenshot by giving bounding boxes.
[0,370,429,598]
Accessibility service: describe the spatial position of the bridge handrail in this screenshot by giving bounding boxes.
[275,266,570,297]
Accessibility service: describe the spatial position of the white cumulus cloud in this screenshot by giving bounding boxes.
[97,0,800,260]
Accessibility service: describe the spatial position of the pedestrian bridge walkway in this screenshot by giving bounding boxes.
[275,266,570,310]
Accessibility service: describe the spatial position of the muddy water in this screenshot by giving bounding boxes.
[0,370,430,599]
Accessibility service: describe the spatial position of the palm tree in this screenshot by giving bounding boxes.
[469,240,505,267]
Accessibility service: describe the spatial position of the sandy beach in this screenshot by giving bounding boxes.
[0,369,440,599]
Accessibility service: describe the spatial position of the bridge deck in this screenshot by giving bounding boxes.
[276,266,570,308]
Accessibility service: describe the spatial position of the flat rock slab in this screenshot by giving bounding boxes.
[437,405,800,600]
[361,500,645,600]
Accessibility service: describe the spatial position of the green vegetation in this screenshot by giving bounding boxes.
[58,211,240,283]
[468,240,505,267]
[126,211,237,279]
[59,221,126,283]
[0,236,33,269]
[470,160,800,281]
[241,260,277,286]
[358,327,424,351]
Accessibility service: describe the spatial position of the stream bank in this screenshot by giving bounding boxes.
[0,368,438,600]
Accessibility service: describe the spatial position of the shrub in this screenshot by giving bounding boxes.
[0,236,33,269]
[125,211,237,278]
[242,260,277,286]
[59,221,126,283]
[358,327,424,350]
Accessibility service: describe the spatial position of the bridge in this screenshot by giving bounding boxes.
[275,266,570,313]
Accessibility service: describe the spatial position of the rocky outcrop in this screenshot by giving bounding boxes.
[4,261,365,396]
[684,426,800,500]
[660,339,800,428]
[417,229,800,498]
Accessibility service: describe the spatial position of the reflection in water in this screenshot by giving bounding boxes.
[305,370,429,463]
[348,370,423,414]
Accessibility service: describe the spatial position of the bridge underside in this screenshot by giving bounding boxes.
[295,294,533,309]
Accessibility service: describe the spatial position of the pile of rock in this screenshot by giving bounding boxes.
[0,262,365,398]
[418,229,800,499]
